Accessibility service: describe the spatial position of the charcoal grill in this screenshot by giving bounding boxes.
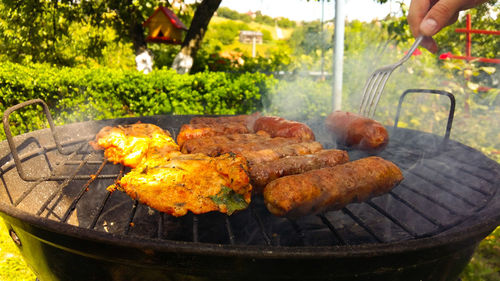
[1,96,499,281]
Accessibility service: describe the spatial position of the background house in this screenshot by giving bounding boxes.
[239,30,263,44]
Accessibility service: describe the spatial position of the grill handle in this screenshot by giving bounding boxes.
[2,99,69,181]
[393,89,455,141]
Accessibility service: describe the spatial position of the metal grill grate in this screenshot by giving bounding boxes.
[0,121,498,248]
[0,97,499,249]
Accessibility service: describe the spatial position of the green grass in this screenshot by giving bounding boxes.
[0,221,36,281]
[461,226,500,281]
[0,218,498,280]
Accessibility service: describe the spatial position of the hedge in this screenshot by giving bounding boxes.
[0,62,277,138]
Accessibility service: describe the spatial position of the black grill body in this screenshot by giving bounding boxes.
[0,115,499,281]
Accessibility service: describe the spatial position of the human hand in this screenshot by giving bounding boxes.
[407,0,489,53]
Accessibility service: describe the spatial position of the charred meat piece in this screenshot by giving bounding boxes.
[240,141,325,166]
[111,153,252,217]
[240,141,324,165]
[253,116,316,141]
[176,113,261,145]
[264,156,403,218]
[181,133,323,159]
[249,149,349,194]
[89,123,179,168]
[325,111,389,153]
[189,112,261,127]
[181,133,301,155]
[176,122,251,147]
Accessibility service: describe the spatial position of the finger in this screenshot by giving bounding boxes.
[408,0,433,37]
[419,0,467,36]
[420,36,438,53]
[446,12,460,27]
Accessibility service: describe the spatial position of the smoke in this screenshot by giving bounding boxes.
[263,37,500,163]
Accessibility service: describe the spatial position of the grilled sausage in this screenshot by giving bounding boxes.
[189,112,261,127]
[176,123,250,147]
[324,111,388,153]
[181,133,319,156]
[263,156,403,218]
[253,116,315,141]
[239,141,324,165]
[249,149,349,194]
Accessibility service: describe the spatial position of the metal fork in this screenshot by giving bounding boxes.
[359,35,424,118]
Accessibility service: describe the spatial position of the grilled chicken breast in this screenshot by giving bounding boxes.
[89,123,179,168]
[112,153,252,217]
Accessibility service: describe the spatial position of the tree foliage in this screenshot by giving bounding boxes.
[288,20,331,58]
[0,1,82,65]
[0,0,194,66]
[434,1,499,60]
[217,6,296,28]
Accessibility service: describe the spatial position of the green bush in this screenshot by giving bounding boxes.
[0,62,277,139]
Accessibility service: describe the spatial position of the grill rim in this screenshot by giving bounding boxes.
[1,190,498,259]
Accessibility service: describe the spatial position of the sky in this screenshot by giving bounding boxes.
[219,0,411,22]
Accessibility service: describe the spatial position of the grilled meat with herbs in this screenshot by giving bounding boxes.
[110,153,252,217]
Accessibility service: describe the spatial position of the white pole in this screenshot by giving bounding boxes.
[320,0,325,78]
[252,36,256,58]
[332,0,345,111]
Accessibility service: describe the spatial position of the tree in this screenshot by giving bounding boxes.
[0,0,164,65]
[289,20,331,57]
[172,0,222,74]
[0,0,221,73]
[433,1,499,60]
[0,1,82,65]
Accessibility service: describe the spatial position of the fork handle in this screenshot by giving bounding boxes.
[396,35,424,67]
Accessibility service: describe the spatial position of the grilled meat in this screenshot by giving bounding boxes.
[111,153,252,217]
[253,116,316,141]
[89,123,179,168]
[239,142,325,166]
[325,111,389,153]
[263,156,403,218]
[176,122,251,147]
[181,133,323,162]
[249,149,349,194]
[189,112,261,127]
[239,141,324,165]
[92,123,252,217]
[176,113,261,146]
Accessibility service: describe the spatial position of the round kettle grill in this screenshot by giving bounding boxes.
[0,94,499,281]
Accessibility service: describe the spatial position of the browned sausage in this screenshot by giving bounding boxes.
[249,149,349,194]
[263,156,403,218]
[240,141,324,166]
[176,123,250,147]
[324,111,388,153]
[189,112,260,127]
[253,116,315,141]
[181,133,319,156]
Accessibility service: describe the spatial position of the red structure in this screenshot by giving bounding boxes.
[439,14,500,64]
[142,6,188,44]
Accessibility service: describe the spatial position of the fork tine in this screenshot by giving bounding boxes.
[359,72,381,115]
[367,71,393,118]
[358,36,424,117]
[360,70,386,117]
